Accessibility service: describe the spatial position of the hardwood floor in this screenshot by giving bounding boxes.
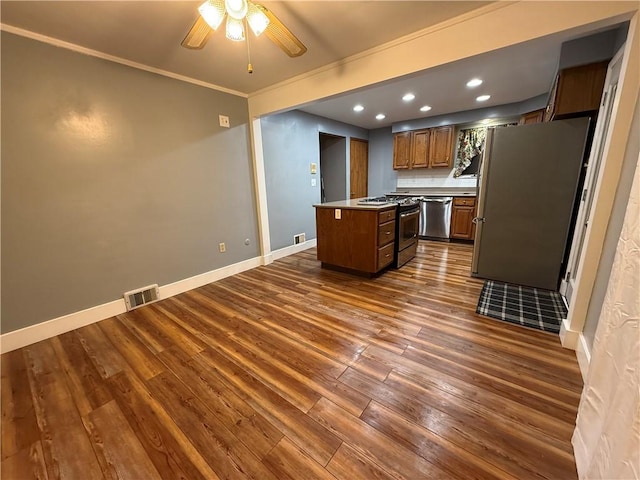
[1,241,583,480]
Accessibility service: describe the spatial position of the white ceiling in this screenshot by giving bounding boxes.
[0,1,620,129]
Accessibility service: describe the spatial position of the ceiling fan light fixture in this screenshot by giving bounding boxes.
[225,0,248,20]
[246,2,270,36]
[225,16,245,41]
[198,0,226,30]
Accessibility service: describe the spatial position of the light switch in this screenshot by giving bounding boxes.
[219,115,230,128]
[310,163,317,174]
[311,178,317,187]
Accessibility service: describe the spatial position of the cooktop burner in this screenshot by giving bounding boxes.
[356,196,393,205]
[357,195,420,208]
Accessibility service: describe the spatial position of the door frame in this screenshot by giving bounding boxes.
[560,46,625,303]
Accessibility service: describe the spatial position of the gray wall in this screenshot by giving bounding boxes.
[368,127,397,196]
[261,110,368,250]
[1,32,259,333]
[558,27,623,70]
[320,135,347,202]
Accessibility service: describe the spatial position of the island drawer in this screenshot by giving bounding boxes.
[378,208,396,224]
[377,242,394,269]
[378,221,396,246]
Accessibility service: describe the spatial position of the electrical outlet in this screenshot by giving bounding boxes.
[311,178,317,187]
[219,242,226,252]
[219,115,230,128]
[335,209,341,220]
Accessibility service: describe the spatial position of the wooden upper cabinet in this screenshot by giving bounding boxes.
[519,109,545,125]
[545,61,609,121]
[393,127,454,170]
[393,132,412,169]
[411,129,430,168]
[428,126,455,168]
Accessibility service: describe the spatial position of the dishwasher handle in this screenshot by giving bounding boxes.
[420,197,452,204]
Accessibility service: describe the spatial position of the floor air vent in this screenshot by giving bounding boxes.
[124,284,159,311]
[294,233,306,244]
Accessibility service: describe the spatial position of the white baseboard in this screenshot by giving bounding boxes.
[0,256,262,354]
[159,256,262,298]
[559,317,580,350]
[575,333,592,382]
[1,241,318,354]
[271,239,317,261]
[0,299,127,355]
[262,253,274,266]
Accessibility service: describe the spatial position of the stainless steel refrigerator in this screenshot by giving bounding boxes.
[471,117,590,291]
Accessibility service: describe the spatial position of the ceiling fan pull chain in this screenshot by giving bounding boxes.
[245,19,253,74]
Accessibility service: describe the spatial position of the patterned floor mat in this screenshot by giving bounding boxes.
[476,280,567,334]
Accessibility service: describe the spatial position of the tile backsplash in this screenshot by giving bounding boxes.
[396,169,478,190]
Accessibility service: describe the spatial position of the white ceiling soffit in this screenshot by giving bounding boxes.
[1,2,629,129]
[0,1,492,94]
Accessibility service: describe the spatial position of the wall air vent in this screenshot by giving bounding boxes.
[294,233,306,245]
[123,284,159,311]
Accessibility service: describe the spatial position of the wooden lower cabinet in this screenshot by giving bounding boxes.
[450,197,476,240]
[315,206,396,273]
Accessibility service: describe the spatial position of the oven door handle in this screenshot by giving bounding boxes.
[400,210,419,218]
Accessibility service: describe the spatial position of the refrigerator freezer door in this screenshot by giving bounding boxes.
[471,129,494,274]
[472,118,590,290]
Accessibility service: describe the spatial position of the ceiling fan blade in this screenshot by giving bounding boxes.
[256,5,307,57]
[181,16,213,49]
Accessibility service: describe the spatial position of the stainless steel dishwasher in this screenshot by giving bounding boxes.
[419,197,453,240]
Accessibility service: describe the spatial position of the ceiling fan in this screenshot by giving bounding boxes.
[182,0,307,72]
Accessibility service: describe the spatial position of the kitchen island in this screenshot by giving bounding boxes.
[313,199,397,275]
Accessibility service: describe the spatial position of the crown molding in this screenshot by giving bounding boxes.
[0,23,248,99]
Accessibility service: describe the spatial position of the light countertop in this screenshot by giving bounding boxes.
[313,198,397,210]
[391,188,476,197]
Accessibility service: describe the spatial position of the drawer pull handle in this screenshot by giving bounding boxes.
[385,254,391,257]
[385,231,391,235]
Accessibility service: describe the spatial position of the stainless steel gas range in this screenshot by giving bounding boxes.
[358,195,420,268]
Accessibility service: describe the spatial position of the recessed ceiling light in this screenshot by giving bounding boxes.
[467,78,483,87]
[420,105,432,112]
[353,104,364,112]
[481,118,492,124]
[402,93,415,102]
[476,94,491,102]
[376,113,386,120]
